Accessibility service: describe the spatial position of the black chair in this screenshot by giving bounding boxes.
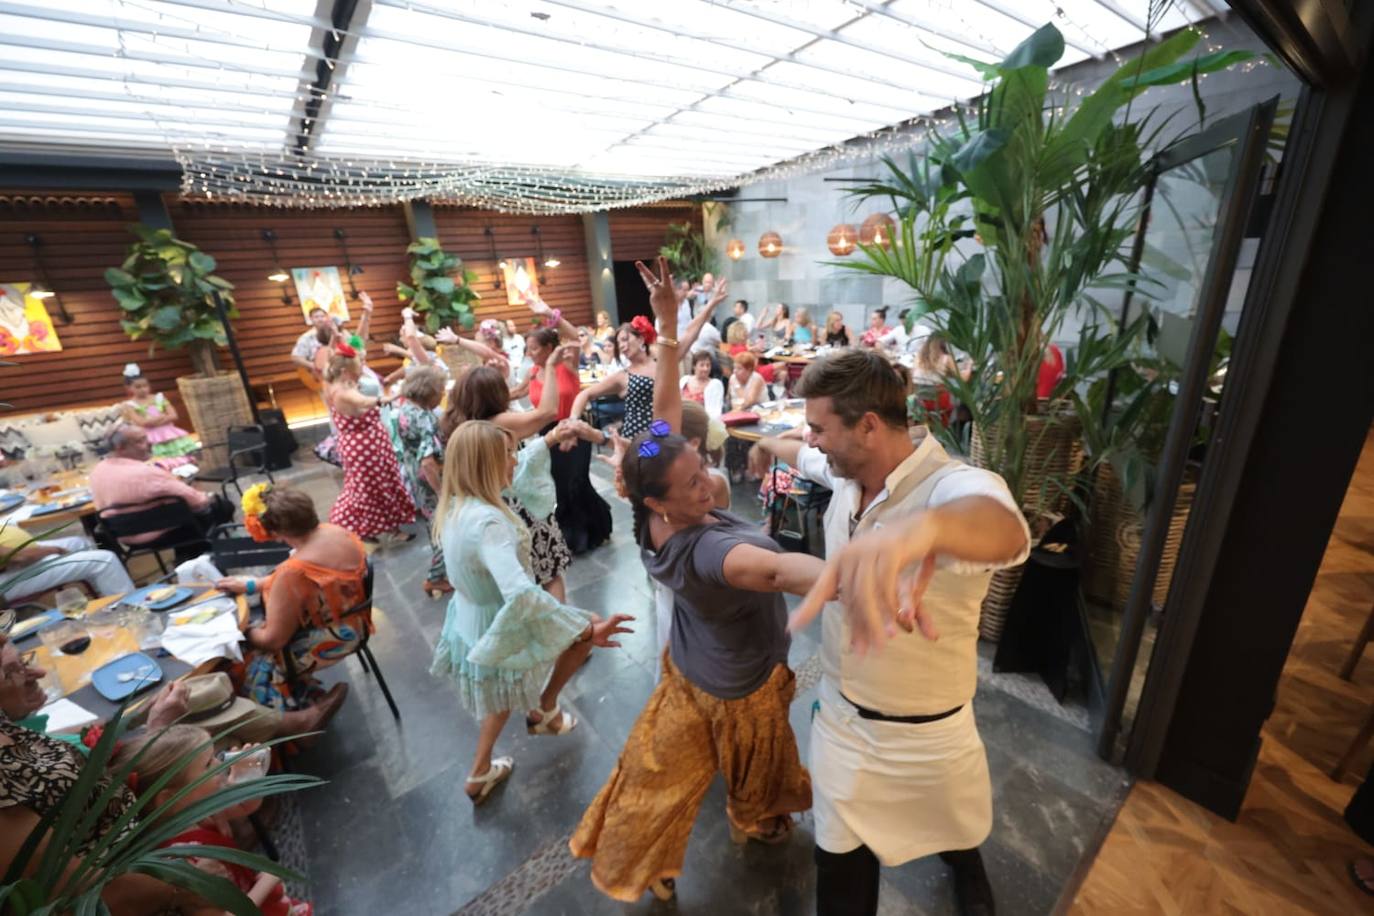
[95,497,212,579]
[208,523,290,572]
[281,557,401,722]
[195,425,275,500]
[587,395,625,431]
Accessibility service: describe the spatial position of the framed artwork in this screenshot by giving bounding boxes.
[0,282,63,355]
[291,266,351,323]
[502,257,539,306]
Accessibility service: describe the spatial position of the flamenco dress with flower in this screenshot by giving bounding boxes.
[324,355,415,538]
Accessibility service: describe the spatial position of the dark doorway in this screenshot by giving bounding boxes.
[613,260,651,326]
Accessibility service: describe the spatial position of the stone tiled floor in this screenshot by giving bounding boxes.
[272,455,1126,915]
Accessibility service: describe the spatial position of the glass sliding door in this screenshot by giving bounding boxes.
[1094,99,1279,761]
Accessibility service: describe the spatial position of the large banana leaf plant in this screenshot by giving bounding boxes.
[397,237,479,334]
[106,226,237,379]
[841,22,1253,514]
[1,704,319,914]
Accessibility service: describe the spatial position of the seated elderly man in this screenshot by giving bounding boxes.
[89,425,235,560]
[0,521,134,602]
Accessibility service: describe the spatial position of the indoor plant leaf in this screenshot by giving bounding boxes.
[187,251,216,274]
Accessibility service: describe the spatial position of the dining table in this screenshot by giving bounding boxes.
[725,399,807,443]
[1,469,100,537]
[21,584,250,723]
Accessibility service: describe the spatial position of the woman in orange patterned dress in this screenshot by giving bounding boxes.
[216,485,361,713]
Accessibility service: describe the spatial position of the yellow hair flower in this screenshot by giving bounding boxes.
[241,482,270,518]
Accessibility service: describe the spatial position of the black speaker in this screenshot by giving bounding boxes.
[258,409,296,471]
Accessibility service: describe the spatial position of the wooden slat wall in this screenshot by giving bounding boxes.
[0,192,194,415]
[608,204,702,260]
[166,200,413,383]
[431,207,593,331]
[0,192,701,418]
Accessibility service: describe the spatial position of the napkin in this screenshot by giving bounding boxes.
[175,554,225,585]
[38,698,99,734]
[160,601,242,667]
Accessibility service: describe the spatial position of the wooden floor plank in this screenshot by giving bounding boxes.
[1069,429,1374,914]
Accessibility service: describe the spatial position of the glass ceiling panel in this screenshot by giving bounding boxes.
[0,0,1229,190]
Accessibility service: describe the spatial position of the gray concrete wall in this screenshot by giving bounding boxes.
[705,16,1300,344]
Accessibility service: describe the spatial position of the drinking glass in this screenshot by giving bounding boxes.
[41,619,90,656]
[54,587,86,619]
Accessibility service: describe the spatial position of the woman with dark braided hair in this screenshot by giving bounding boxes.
[570,258,819,903]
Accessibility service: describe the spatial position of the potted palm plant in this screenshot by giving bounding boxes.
[106,226,249,467]
[840,22,1253,639]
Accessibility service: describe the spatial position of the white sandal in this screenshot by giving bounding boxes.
[465,757,513,805]
[526,705,578,736]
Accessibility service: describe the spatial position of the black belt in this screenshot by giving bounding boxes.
[842,693,962,724]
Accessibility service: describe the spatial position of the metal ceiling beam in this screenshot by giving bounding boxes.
[841,0,1010,57]
[528,0,986,88]
[0,59,312,104]
[0,1,322,59]
[1090,0,1149,33]
[368,0,953,114]
[122,0,331,30]
[0,80,320,123]
[0,98,288,134]
[0,32,304,80]
[967,0,1103,57]
[291,0,369,153]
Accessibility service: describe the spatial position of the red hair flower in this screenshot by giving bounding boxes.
[630,315,657,346]
[244,514,270,543]
[333,339,357,358]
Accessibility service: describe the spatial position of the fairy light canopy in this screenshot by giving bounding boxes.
[0,0,1229,212]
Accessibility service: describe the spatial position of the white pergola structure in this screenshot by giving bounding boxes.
[0,0,1225,210]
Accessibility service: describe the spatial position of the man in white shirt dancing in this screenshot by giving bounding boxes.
[750,349,1029,916]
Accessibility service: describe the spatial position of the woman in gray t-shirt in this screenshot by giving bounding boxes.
[571,257,824,904]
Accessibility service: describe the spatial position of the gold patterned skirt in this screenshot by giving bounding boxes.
[570,653,812,901]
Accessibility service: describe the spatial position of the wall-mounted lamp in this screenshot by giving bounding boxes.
[483,225,504,289]
[726,239,746,260]
[332,227,362,299]
[758,231,783,258]
[261,229,293,304]
[531,225,559,284]
[23,234,72,323]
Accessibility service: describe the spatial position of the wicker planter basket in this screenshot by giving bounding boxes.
[969,406,1082,642]
[437,343,480,379]
[176,373,253,469]
[1082,463,1197,612]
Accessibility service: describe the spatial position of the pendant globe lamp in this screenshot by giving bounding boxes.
[859,213,896,249]
[758,232,783,258]
[826,223,858,256]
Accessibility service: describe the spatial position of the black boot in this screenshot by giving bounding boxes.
[940,848,995,916]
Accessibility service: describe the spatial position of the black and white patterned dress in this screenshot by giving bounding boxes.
[0,718,136,854]
[621,371,656,438]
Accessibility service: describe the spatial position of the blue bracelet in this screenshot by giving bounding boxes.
[245,579,256,595]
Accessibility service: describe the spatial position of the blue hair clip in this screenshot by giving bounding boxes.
[637,440,661,458]
[649,419,671,437]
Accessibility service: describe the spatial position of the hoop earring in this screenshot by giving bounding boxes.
[662,512,670,525]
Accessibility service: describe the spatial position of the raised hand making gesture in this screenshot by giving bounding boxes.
[634,256,680,336]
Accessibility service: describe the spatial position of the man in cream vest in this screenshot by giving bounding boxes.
[749,349,1029,916]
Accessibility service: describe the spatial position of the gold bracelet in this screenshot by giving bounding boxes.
[657,336,679,348]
